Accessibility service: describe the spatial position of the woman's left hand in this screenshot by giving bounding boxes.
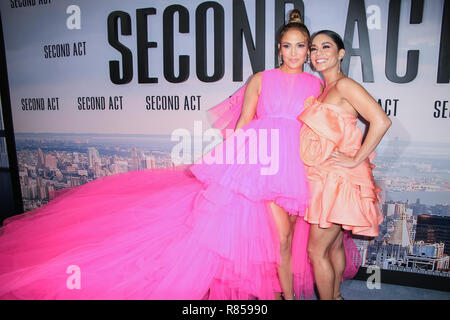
[325,150,359,168]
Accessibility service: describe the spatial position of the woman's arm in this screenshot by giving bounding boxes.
[329,78,392,168]
[234,72,262,130]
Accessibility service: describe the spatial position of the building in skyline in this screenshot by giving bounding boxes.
[415,215,450,255]
[88,147,101,169]
[409,198,429,215]
[407,241,449,271]
[37,148,45,168]
[44,154,57,169]
[387,209,413,249]
[144,155,156,169]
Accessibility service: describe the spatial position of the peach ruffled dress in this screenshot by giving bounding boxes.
[299,96,383,237]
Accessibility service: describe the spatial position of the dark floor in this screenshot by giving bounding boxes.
[339,279,450,300]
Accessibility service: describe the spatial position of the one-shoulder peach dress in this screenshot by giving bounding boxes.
[299,96,383,237]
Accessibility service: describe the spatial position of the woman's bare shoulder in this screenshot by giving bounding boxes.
[335,77,363,91]
[246,72,263,94]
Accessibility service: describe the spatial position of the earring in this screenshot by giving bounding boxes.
[338,60,341,74]
[278,54,283,66]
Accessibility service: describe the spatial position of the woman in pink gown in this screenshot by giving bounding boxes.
[0,17,359,300]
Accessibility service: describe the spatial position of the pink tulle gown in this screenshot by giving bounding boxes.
[0,69,360,300]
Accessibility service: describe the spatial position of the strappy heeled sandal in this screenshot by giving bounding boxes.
[280,292,297,300]
[335,294,344,300]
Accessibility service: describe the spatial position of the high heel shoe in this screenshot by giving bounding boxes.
[280,292,297,300]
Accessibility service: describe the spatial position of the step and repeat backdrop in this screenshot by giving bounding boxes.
[1,0,449,282]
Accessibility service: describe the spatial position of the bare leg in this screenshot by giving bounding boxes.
[307,224,342,300]
[329,229,345,299]
[269,202,297,300]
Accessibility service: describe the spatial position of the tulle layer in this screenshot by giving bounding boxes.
[206,85,248,140]
[0,167,195,273]
[0,167,287,299]
[191,117,310,216]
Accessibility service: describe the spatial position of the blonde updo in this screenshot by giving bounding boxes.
[279,9,310,43]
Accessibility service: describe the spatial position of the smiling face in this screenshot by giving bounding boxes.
[310,33,345,73]
[278,29,309,72]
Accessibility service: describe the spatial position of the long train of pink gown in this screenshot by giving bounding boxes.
[0,69,360,299]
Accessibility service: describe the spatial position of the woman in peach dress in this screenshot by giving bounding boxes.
[298,30,392,300]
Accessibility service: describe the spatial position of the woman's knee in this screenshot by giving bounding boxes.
[307,242,316,260]
[276,220,295,252]
[279,233,292,252]
[308,241,328,263]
